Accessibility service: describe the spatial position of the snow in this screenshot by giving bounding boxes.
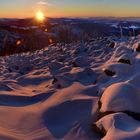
[95,113,140,140]
[0,35,140,139]
[100,82,140,113]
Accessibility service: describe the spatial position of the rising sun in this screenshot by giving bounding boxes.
[36,11,45,22]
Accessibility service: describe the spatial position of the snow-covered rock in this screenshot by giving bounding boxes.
[100,82,140,113]
[95,113,140,140]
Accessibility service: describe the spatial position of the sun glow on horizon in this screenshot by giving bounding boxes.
[36,10,45,22]
[1,1,140,18]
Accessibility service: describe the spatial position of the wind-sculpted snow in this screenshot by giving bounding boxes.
[95,113,140,140]
[100,82,140,113]
[0,37,140,139]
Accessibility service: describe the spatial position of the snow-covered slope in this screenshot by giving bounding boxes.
[0,36,140,139]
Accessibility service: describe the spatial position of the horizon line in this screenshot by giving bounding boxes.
[1,16,140,20]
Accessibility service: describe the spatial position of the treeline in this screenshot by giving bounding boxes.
[0,30,50,56]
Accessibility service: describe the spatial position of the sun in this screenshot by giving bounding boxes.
[36,10,45,22]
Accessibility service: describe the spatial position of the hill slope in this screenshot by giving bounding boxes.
[0,36,140,139]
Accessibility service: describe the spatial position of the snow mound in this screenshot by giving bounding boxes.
[100,82,140,113]
[72,56,89,67]
[95,113,140,140]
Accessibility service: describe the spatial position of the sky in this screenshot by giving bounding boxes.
[0,0,140,18]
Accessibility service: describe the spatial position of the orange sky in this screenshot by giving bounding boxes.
[0,0,140,18]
